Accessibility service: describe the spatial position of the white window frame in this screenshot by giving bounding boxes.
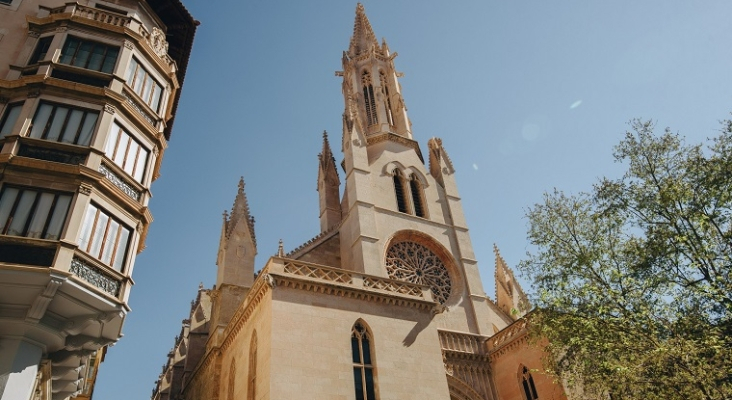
[78,203,131,272]
[104,121,150,183]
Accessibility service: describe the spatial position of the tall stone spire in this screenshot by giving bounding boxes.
[339,3,412,141]
[210,178,257,340]
[494,244,529,320]
[348,3,380,57]
[317,131,342,232]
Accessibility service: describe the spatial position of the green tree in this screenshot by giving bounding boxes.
[520,119,732,400]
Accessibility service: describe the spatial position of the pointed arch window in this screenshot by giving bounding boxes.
[352,322,376,400]
[392,169,409,214]
[409,174,426,218]
[379,71,394,127]
[520,366,539,400]
[247,332,257,400]
[362,70,378,126]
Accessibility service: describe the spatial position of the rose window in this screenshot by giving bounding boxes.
[385,241,452,304]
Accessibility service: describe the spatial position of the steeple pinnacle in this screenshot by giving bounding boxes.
[317,130,342,232]
[348,3,380,57]
[226,177,256,248]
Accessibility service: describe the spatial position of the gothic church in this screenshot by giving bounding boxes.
[152,5,566,400]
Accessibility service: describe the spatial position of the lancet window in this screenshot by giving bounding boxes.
[247,332,257,400]
[520,365,539,400]
[362,70,378,126]
[379,71,394,127]
[352,321,377,400]
[392,169,409,214]
[409,174,426,218]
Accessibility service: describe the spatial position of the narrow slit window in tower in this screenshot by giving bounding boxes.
[409,174,425,218]
[379,71,394,127]
[392,170,408,214]
[362,70,378,126]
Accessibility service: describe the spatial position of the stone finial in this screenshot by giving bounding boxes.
[348,3,380,57]
[277,239,284,257]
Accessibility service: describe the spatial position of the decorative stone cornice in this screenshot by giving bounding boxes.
[487,319,529,361]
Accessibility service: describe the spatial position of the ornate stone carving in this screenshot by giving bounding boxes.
[149,27,169,57]
[123,40,134,50]
[69,258,121,296]
[78,183,92,195]
[385,241,452,304]
[104,104,116,114]
[98,163,140,200]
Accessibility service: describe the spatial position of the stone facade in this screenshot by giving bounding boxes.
[0,1,196,399]
[152,4,564,400]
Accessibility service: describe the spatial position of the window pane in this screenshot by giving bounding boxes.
[61,109,83,143]
[29,36,53,64]
[105,124,121,157]
[101,219,119,264]
[0,187,20,233]
[112,226,130,271]
[87,45,105,71]
[79,205,97,251]
[125,58,138,82]
[101,47,118,74]
[351,336,361,363]
[45,107,68,141]
[7,190,36,236]
[133,148,147,182]
[73,42,94,68]
[76,112,98,146]
[113,133,130,166]
[30,103,53,139]
[60,37,79,64]
[89,212,108,257]
[0,103,23,138]
[124,140,139,175]
[353,368,364,400]
[26,192,54,238]
[361,337,371,365]
[364,368,375,400]
[45,194,71,240]
[151,84,162,112]
[133,67,144,92]
[142,75,154,103]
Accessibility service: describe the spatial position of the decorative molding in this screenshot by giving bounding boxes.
[78,183,92,195]
[98,163,140,200]
[25,276,65,322]
[69,257,121,297]
[28,31,40,38]
[104,104,116,114]
[149,27,169,57]
[55,27,67,33]
[123,40,134,50]
[27,89,40,98]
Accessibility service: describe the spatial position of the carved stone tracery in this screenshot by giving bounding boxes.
[385,240,451,304]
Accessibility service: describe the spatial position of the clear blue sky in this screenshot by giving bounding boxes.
[94,2,732,399]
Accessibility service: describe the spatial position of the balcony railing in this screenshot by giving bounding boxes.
[50,4,131,28]
[439,330,488,355]
[69,257,121,297]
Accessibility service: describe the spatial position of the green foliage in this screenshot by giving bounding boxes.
[520,119,732,400]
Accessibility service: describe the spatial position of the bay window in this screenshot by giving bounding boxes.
[125,58,163,112]
[59,36,119,74]
[0,186,72,240]
[104,122,149,183]
[78,204,131,271]
[0,102,23,139]
[29,102,99,145]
